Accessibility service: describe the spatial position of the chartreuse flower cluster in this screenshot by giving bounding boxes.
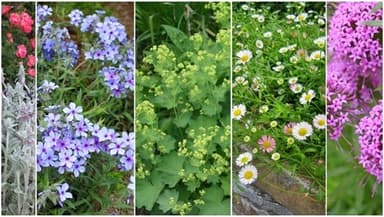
[136,3,230,215]
[232,2,325,200]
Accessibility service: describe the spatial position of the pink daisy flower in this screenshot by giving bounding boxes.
[284,123,295,135]
[258,135,276,153]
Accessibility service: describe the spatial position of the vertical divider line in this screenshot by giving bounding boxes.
[133,0,136,215]
[34,1,38,215]
[325,0,328,215]
[0,0,3,212]
[229,1,233,215]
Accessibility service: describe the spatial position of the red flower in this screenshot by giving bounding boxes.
[27,68,35,77]
[30,38,35,49]
[6,32,14,44]
[27,54,35,67]
[2,5,11,15]
[9,12,20,26]
[15,44,27,58]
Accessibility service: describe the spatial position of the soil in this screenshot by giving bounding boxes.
[103,2,134,39]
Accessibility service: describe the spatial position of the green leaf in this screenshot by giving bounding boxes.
[136,179,163,210]
[371,2,382,13]
[363,20,383,27]
[157,189,179,213]
[152,94,177,109]
[202,185,224,202]
[220,176,230,196]
[162,25,192,52]
[198,198,230,215]
[155,152,185,187]
[186,179,201,192]
[158,135,176,153]
[173,111,192,128]
[202,96,221,116]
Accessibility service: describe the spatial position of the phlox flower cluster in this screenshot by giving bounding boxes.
[37,81,134,204]
[327,2,382,183]
[37,5,134,98]
[37,5,79,67]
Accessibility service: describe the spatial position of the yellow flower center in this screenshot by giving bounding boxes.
[298,128,308,136]
[244,171,253,180]
[263,141,271,149]
[240,157,249,164]
[304,94,312,101]
[233,109,242,116]
[317,119,325,126]
[240,55,249,62]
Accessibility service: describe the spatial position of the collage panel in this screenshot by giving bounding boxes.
[232,2,326,215]
[36,2,134,214]
[135,2,231,215]
[326,1,383,215]
[1,2,36,215]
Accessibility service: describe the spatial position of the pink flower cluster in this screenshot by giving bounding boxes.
[356,101,383,183]
[327,2,382,140]
[328,2,382,78]
[327,2,383,183]
[8,11,34,33]
[2,5,35,77]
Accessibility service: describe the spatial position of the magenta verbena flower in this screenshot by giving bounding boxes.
[326,56,376,140]
[356,101,383,183]
[328,2,382,79]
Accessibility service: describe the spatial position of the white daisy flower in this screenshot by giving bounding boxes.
[272,64,285,72]
[286,14,296,20]
[236,152,253,167]
[255,40,264,49]
[257,15,265,23]
[290,56,298,64]
[237,50,253,64]
[300,89,315,104]
[288,44,297,51]
[241,4,249,11]
[288,77,298,84]
[313,37,326,48]
[271,153,281,161]
[318,19,325,25]
[263,31,272,38]
[292,121,313,140]
[232,104,246,120]
[259,105,269,113]
[234,65,242,73]
[290,83,303,93]
[235,76,248,86]
[239,165,258,185]
[310,50,325,61]
[313,114,326,130]
[296,13,308,22]
[279,47,289,54]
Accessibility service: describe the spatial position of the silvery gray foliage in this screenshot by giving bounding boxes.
[1,66,36,215]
